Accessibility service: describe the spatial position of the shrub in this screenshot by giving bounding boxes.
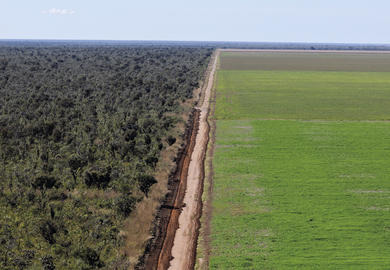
[115,195,137,217]
[32,176,58,190]
[84,167,111,189]
[138,175,157,197]
[39,220,57,244]
[41,255,55,270]
[78,247,104,268]
[167,135,176,146]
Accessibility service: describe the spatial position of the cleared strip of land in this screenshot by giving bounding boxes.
[168,51,218,269]
[143,52,217,270]
[206,51,390,269]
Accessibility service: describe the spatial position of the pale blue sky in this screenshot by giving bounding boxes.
[1,0,389,43]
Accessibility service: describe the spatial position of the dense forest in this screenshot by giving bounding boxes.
[0,45,212,269]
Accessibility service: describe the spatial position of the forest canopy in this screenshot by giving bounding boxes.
[0,45,212,269]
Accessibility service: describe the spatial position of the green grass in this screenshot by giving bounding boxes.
[216,70,390,121]
[220,51,390,72]
[210,120,390,269]
[209,51,390,269]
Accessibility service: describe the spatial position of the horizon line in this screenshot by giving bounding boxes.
[1,38,390,46]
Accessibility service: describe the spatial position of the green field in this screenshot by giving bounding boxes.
[220,51,390,72]
[216,70,390,120]
[209,52,390,269]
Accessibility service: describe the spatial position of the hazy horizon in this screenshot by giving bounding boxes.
[1,0,390,44]
[1,39,390,46]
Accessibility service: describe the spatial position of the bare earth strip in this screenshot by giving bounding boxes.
[168,50,219,269]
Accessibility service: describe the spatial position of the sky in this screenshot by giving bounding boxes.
[1,0,389,44]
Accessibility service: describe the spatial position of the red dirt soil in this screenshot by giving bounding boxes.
[140,51,218,270]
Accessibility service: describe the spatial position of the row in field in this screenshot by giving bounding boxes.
[220,51,390,72]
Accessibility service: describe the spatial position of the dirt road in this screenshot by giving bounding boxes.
[142,50,219,270]
[168,51,219,269]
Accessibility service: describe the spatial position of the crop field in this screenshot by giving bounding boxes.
[220,51,390,72]
[209,51,390,269]
[216,70,390,120]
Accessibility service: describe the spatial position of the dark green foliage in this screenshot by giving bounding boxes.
[12,250,35,269]
[78,248,104,269]
[32,176,58,190]
[0,45,212,268]
[68,155,87,181]
[137,175,157,196]
[84,167,112,189]
[41,256,55,270]
[39,220,57,244]
[167,135,176,146]
[115,195,137,217]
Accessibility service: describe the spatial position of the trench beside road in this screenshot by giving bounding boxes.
[143,50,218,270]
[168,50,218,270]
